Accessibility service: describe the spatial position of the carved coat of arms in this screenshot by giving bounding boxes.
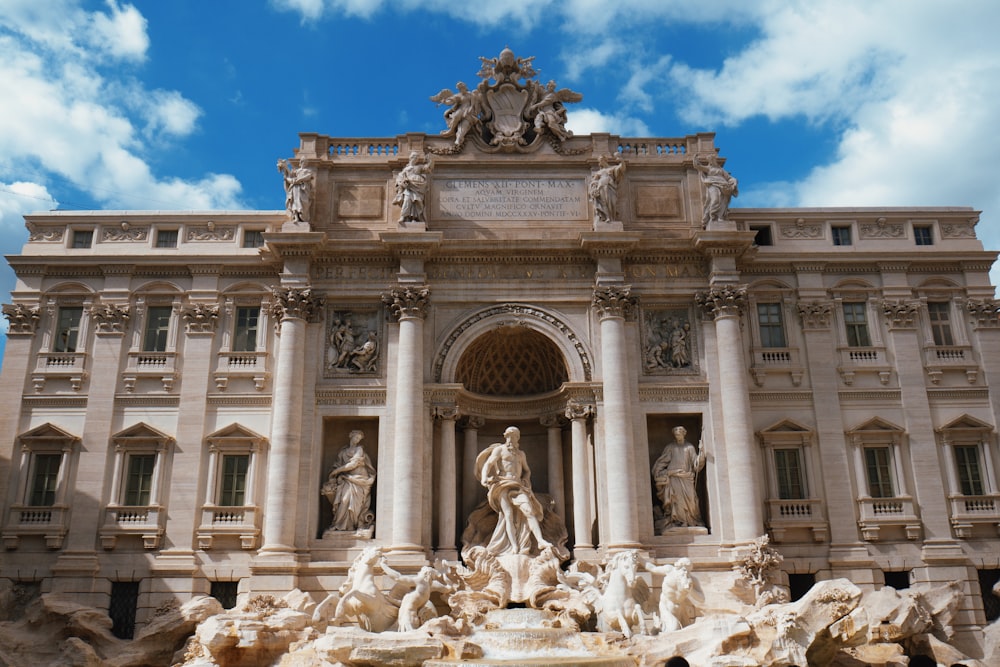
[429,48,582,154]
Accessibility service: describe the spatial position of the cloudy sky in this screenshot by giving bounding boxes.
[2,1,999,346]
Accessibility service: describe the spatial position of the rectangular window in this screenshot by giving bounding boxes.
[928,302,955,346]
[955,445,985,496]
[210,581,240,610]
[155,229,178,248]
[843,302,872,347]
[832,226,852,246]
[914,225,933,245]
[71,230,93,249]
[29,454,61,506]
[142,306,172,352]
[750,224,773,246]
[54,306,83,353]
[864,446,895,498]
[123,454,156,506]
[774,448,805,499]
[218,454,249,507]
[756,303,787,348]
[232,307,259,352]
[242,230,265,248]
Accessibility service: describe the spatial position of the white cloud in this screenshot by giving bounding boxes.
[0,1,243,217]
[0,181,56,231]
[566,109,650,137]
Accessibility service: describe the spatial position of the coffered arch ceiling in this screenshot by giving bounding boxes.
[456,326,568,396]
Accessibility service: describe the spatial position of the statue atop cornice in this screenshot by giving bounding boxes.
[429,48,582,154]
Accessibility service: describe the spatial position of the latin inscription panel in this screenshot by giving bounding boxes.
[437,179,588,221]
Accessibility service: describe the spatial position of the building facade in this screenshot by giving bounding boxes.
[2,51,999,652]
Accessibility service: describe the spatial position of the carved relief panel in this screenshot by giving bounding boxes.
[324,306,382,378]
[641,306,699,376]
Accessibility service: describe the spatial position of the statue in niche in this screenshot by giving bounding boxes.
[588,154,626,225]
[277,159,314,223]
[652,426,706,530]
[321,430,376,533]
[693,153,738,227]
[430,81,484,147]
[393,151,433,223]
[462,426,569,560]
[644,313,692,372]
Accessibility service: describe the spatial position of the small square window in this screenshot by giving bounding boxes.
[749,225,773,246]
[883,570,910,590]
[243,230,265,248]
[914,225,933,246]
[71,230,93,249]
[155,230,178,248]
[832,226,852,246]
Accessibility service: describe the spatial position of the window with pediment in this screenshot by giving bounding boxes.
[100,423,173,550]
[847,417,920,541]
[757,419,827,543]
[2,423,80,550]
[197,423,266,550]
[937,415,1000,538]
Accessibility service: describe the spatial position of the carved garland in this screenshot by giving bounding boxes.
[433,303,593,383]
[881,299,920,328]
[90,303,130,334]
[181,303,220,333]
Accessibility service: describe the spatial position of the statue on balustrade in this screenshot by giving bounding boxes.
[693,152,738,227]
[461,426,568,560]
[322,430,376,533]
[277,158,314,223]
[652,426,706,530]
[393,151,433,223]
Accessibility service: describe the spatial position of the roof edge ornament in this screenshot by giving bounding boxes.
[429,48,584,156]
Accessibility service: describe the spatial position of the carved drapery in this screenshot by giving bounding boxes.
[696,284,747,319]
[269,287,322,323]
[181,303,220,333]
[89,303,130,335]
[797,301,834,330]
[592,285,637,321]
[382,286,431,321]
[882,299,920,328]
[967,298,1000,328]
[2,303,40,335]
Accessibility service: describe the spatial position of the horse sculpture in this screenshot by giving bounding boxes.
[591,550,651,638]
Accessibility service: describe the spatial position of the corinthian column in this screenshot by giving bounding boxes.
[434,406,458,558]
[382,285,431,553]
[593,285,641,548]
[260,287,322,554]
[696,285,763,542]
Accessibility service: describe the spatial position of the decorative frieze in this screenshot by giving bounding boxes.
[966,298,1000,328]
[181,303,220,333]
[695,284,747,319]
[779,219,822,239]
[797,301,833,330]
[102,222,149,242]
[859,218,904,239]
[269,287,323,323]
[881,299,920,328]
[381,286,430,321]
[592,285,637,320]
[187,222,236,241]
[2,303,40,335]
[25,222,63,242]
[641,307,697,375]
[90,303,130,334]
[940,219,977,238]
[325,307,381,376]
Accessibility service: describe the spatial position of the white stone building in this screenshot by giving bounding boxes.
[2,50,999,653]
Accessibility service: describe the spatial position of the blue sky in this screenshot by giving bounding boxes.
[2,1,1000,356]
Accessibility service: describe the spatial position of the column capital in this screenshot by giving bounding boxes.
[967,298,1000,328]
[382,285,430,321]
[433,406,459,421]
[592,285,637,321]
[270,286,323,323]
[881,298,920,329]
[797,300,834,330]
[696,284,747,320]
[89,303,130,335]
[540,413,565,429]
[463,415,485,430]
[180,303,220,334]
[2,303,40,335]
[565,400,595,421]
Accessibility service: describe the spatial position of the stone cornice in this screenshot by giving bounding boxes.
[579,232,641,258]
[379,231,443,258]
